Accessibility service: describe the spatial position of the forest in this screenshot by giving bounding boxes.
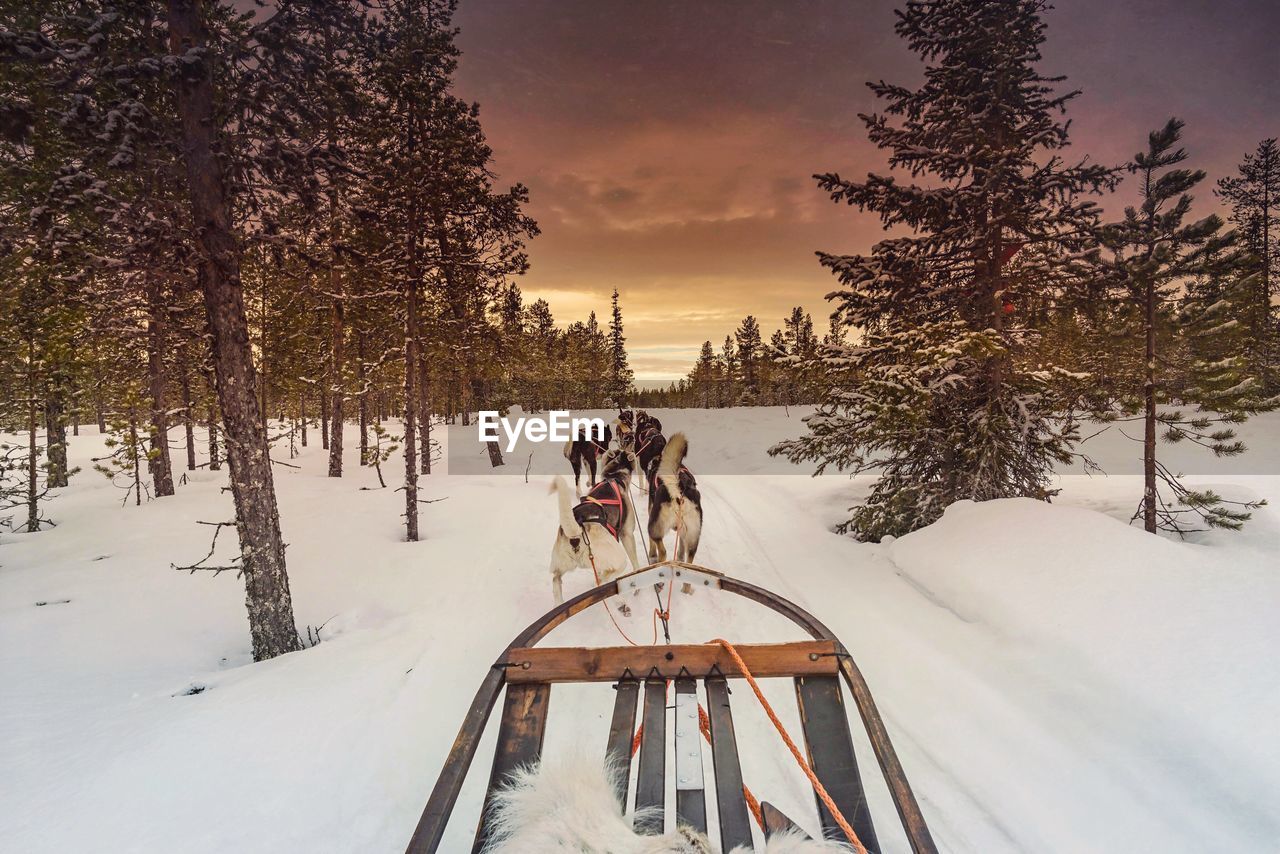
[2,3,1279,853]
[2,1,1277,657]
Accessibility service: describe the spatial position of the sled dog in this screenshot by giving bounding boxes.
[646,432,703,564]
[549,448,644,603]
[627,422,665,494]
[562,423,613,494]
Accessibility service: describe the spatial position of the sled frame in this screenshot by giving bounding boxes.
[403,561,937,854]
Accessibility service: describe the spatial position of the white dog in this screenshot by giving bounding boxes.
[548,448,644,603]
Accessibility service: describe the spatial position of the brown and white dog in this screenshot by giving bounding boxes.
[548,448,644,603]
[646,433,703,564]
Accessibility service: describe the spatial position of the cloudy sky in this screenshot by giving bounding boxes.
[451,0,1280,382]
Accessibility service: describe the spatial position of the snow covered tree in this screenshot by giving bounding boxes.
[771,0,1114,540]
[606,288,633,404]
[1086,119,1275,533]
[167,0,303,658]
[1216,138,1279,390]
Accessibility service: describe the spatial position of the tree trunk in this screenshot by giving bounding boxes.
[26,339,40,531]
[357,332,368,465]
[320,374,330,451]
[299,391,308,447]
[128,406,142,507]
[208,403,221,471]
[146,277,176,497]
[417,352,431,474]
[404,276,421,541]
[328,292,345,476]
[169,0,300,660]
[1143,274,1158,534]
[181,367,197,470]
[258,263,270,429]
[472,377,503,467]
[94,378,106,433]
[43,378,69,489]
[91,336,107,434]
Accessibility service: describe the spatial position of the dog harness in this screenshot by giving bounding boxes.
[633,425,662,457]
[574,478,624,540]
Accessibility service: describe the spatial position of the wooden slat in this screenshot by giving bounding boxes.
[471,683,551,852]
[795,674,879,849]
[605,680,640,808]
[704,675,753,852]
[673,678,706,834]
[761,801,808,838]
[634,680,666,834]
[505,641,839,683]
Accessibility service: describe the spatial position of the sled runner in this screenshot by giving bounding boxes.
[403,562,937,854]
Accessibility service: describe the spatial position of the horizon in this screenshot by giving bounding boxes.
[453,0,1280,381]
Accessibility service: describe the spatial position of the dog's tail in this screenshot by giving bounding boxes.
[562,440,572,460]
[550,476,581,536]
[656,432,688,498]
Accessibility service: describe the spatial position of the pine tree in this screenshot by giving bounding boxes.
[734,315,763,402]
[525,298,557,411]
[783,307,817,358]
[606,288,633,405]
[691,340,717,407]
[1216,138,1279,389]
[168,0,302,658]
[771,0,1114,540]
[718,335,737,407]
[1087,120,1275,533]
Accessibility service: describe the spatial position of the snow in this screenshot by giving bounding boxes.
[2,407,1278,853]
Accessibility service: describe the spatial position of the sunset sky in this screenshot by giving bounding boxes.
[452,0,1280,382]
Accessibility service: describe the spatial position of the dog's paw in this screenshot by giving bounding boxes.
[616,603,632,617]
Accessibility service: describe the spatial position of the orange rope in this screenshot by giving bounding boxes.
[588,550,651,647]
[710,638,869,854]
[628,690,767,834]
[698,704,766,831]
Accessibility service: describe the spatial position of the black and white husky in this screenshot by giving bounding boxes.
[563,424,613,494]
[625,421,666,495]
[549,448,644,603]
[646,433,702,563]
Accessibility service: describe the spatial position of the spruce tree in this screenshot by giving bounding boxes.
[692,340,717,407]
[734,315,763,402]
[606,288,633,405]
[771,0,1114,540]
[1216,138,1279,389]
[1087,120,1275,533]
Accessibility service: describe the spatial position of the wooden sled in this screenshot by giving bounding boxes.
[404,562,937,853]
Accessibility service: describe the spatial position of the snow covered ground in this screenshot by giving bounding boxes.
[2,407,1277,853]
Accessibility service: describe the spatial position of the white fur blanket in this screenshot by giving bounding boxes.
[480,753,855,854]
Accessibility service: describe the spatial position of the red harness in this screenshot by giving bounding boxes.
[580,479,624,540]
[634,426,661,457]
